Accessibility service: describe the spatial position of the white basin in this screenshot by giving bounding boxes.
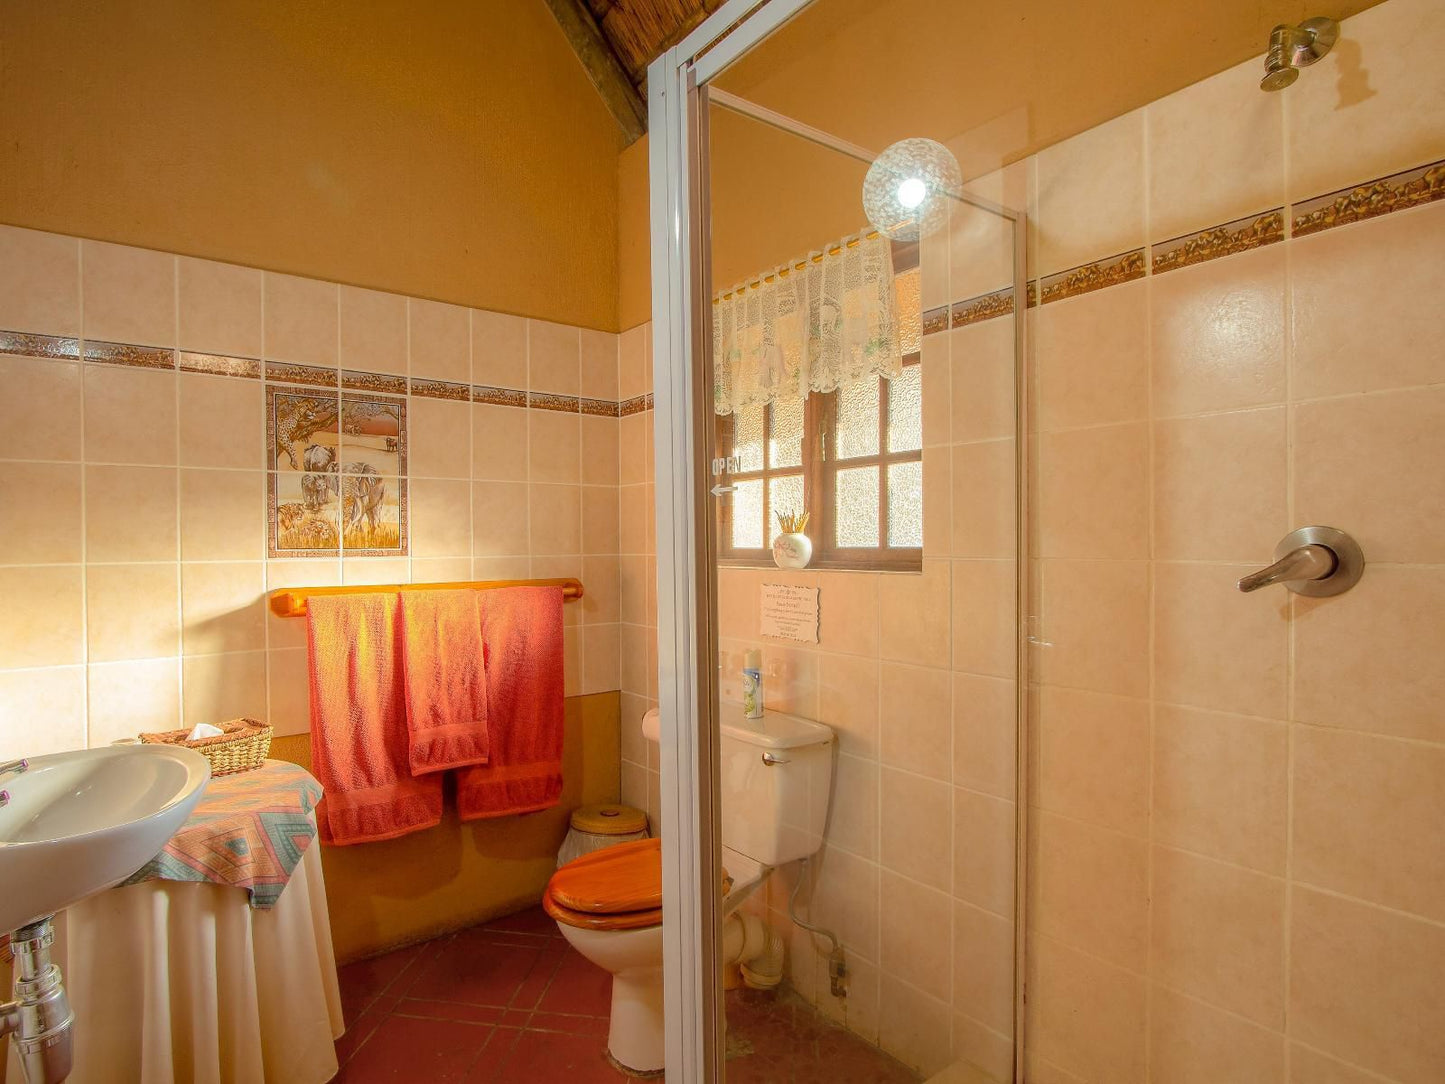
[0,745,210,934]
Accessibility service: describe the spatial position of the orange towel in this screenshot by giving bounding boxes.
[457,585,566,819]
[305,593,442,845]
[399,589,490,774]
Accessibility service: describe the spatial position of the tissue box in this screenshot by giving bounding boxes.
[140,718,273,776]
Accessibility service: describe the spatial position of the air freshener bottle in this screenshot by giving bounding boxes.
[742,649,764,719]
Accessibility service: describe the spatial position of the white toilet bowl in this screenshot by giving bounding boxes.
[554,921,666,1073]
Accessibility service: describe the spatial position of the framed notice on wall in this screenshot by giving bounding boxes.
[759,583,820,643]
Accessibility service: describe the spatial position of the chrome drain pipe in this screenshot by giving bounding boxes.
[2,917,75,1083]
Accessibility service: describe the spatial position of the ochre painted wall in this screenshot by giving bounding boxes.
[0,0,623,331]
[270,692,621,963]
[617,137,652,333]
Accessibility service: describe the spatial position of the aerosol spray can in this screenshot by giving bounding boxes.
[742,649,764,719]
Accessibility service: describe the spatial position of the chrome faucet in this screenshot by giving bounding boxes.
[0,759,26,807]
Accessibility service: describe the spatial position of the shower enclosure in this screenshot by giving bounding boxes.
[649,0,1445,1081]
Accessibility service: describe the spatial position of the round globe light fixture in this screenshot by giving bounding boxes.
[861,138,961,241]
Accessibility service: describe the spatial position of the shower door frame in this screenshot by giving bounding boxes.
[647,4,1032,1079]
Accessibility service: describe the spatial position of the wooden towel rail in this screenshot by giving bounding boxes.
[268,578,584,618]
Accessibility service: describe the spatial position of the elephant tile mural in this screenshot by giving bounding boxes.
[266,387,408,556]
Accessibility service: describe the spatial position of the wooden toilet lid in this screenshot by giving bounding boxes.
[550,838,661,914]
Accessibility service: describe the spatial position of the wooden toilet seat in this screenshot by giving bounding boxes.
[544,838,663,931]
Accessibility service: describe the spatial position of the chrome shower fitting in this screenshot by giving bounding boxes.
[1261,17,1338,91]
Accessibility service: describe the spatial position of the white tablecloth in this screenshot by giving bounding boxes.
[6,821,344,1084]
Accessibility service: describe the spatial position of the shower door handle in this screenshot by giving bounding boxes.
[1237,526,1364,597]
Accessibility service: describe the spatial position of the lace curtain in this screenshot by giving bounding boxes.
[712,231,902,416]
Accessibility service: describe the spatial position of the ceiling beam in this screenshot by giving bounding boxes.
[541,0,647,144]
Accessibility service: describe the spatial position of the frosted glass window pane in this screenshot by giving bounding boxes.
[888,365,922,453]
[731,479,764,549]
[888,461,923,547]
[733,404,764,472]
[835,466,879,547]
[768,474,804,543]
[834,380,880,460]
[895,266,922,356]
[769,398,804,469]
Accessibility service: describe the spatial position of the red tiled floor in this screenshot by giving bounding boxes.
[334,908,920,1083]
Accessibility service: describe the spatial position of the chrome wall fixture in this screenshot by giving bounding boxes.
[1260,16,1338,91]
[1238,526,1365,597]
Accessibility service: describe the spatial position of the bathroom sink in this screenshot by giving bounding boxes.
[0,745,210,934]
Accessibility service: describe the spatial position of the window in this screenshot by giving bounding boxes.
[715,261,923,572]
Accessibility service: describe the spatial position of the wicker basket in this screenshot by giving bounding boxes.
[140,717,272,776]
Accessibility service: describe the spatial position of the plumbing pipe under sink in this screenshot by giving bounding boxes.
[1,917,75,1084]
[722,911,785,989]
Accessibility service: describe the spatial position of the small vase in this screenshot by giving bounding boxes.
[772,532,813,570]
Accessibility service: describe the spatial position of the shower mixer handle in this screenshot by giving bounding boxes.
[1238,526,1364,597]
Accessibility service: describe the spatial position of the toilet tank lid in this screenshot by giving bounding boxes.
[718,703,832,750]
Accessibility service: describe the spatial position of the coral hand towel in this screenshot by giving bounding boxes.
[458,586,566,819]
[399,589,490,774]
[305,593,442,845]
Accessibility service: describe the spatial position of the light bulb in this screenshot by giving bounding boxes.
[896,177,927,209]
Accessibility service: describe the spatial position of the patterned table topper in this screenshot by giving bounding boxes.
[121,760,324,908]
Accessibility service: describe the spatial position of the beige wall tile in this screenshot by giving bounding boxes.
[759,643,818,717]
[1038,559,1149,698]
[1027,935,1146,1084]
[878,976,953,1078]
[409,557,471,584]
[948,319,1016,444]
[580,329,618,401]
[1290,886,1445,1084]
[1293,566,1445,743]
[0,357,82,461]
[953,673,1015,800]
[471,481,529,556]
[1154,561,1287,717]
[0,666,86,759]
[181,562,265,656]
[580,416,619,487]
[951,1014,1016,1084]
[1295,385,1445,564]
[948,200,1016,304]
[1151,244,1287,418]
[85,563,179,662]
[817,653,879,760]
[920,336,951,447]
[264,557,339,651]
[817,571,879,658]
[408,298,469,384]
[1286,0,1445,201]
[339,285,407,375]
[581,624,619,694]
[580,555,618,624]
[0,566,84,669]
[181,650,266,727]
[1293,726,1445,922]
[880,558,951,670]
[407,397,470,479]
[179,469,263,561]
[83,364,178,465]
[410,477,471,558]
[471,309,526,389]
[471,403,528,481]
[1039,423,1148,560]
[528,484,580,555]
[1150,846,1285,1028]
[1031,811,1148,971]
[263,273,337,368]
[952,787,1016,916]
[953,900,1015,1037]
[880,871,952,1000]
[618,324,648,401]
[1036,109,1146,275]
[1,462,83,563]
[1288,1045,1392,1084]
[619,412,647,485]
[177,257,262,358]
[527,319,580,395]
[1148,57,1285,241]
[823,753,877,860]
[715,566,756,639]
[81,240,175,347]
[581,485,620,556]
[1036,686,1149,836]
[528,409,580,484]
[1153,705,1288,875]
[879,767,951,890]
[1153,406,1287,562]
[1148,985,1285,1084]
[472,555,531,582]
[87,657,180,745]
[878,662,950,781]
[85,465,177,562]
[618,484,649,556]
[950,439,1015,559]
[178,372,263,470]
[341,556,410,586]
[619,623,650,699]
[1035,280,1149,431]
[950,559,1015,678]
[922,446,951,557]
[265,647,310,737]
[1291,201,1445,398]
[0,225,79,336]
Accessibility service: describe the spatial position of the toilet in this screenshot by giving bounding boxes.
[543,703,835,1074]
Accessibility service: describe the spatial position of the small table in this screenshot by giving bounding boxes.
[6,770,344,1084]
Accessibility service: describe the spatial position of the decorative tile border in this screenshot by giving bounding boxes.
[620,393,652,418]
[950,287,1016,329]
[473,385,528,408]
[410,378,471,401]
[83,339,175,369]
[265,361,337,388]
[179,351,261,379]
[921,305,949,337]
[1292,158,1445,238]
[342,369,407,396]
[1152,210,1283,274]
[1040,249,1147,305]
[581,397,621,418]
[528,391,580,413]
[0,330,80,361]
